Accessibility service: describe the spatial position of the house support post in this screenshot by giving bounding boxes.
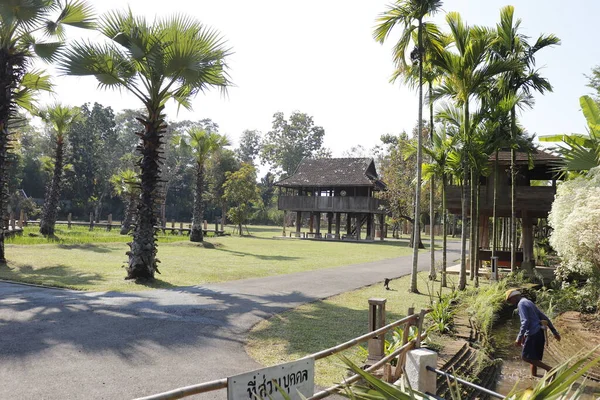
[296,211,302,237]
[379,214,385,241]
[315,212,321,238]
[335,212,341,238]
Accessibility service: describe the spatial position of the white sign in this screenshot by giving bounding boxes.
[227,358,315,400]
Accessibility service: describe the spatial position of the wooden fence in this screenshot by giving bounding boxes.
[134,304,431,400]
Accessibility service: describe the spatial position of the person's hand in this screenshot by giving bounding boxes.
[515,338,522,347]
[553,333,561,342]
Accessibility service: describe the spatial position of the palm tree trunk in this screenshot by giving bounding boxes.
[40,136,64,236]
[441,174,447,287]
[510,107,517,273]
[190,162,205,242]
[410,18,424,294]
[492,150,499,257]
[126,109,165,280]
[474,179,481,287]
[429,83,436,281]
[469,168,476,280]
[459,100,470,291]
[120,194,137,235]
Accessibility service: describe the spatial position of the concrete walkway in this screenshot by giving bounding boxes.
[0,240,461,399]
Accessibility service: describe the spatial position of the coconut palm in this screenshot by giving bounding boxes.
[37,104,81,235]
[110,169,140,235]
[58,10,231,280]
[430,12,518,289]
[0,0,94,261]
[539,95,600,175]
[184,128,230,242]
[492,5,560,272]
[374,0,443,293]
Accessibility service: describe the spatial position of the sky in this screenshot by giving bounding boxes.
[42,0,600,156]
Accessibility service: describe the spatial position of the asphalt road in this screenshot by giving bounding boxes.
[0,240,461,399]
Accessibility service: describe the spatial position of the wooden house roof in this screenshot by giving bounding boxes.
[275,158,386,189]
[489,149,561,165]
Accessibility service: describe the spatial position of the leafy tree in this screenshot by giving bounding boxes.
[59,10,231,280]
[236,129,261,164]
[540,95,600,174]
[0,0,94,261]
[183,128,229,242]
[67,102,118,219]
[223,163,261,235]
[37,104,81,235]
[261,111,325,177]
[206,148,239,229]
[374,0,443,293]
[585,65,600,102]
[109,169,139,235]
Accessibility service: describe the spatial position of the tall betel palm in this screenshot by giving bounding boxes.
[374,0,443,293]
[37,104,81,235]
[185,128,230,242]
[493,5,559,272]
[0,0,94,262]
[430,12,518,290]
[59,10,231,280]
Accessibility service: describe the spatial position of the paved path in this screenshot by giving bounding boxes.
[0,240,461,399]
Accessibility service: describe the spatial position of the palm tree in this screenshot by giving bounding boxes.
[110,169,140,235]
[59,10,231,280]
[422,124,457,287]
[539,95,600,174]
[493,5,559,272]
[37,104,81,235]
[430,12,518,289]
[184,128,230,242]
[374,0,443,293]
[0,0,94,261]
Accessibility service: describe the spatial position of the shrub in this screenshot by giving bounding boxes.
[548,167,600,280]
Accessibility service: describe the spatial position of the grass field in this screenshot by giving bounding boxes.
[0,224,424,291]
[246,272,459,387]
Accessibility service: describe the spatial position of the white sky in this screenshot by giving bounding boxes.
[43,0,600,155]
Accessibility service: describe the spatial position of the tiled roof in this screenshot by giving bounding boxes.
[275,158,384,188]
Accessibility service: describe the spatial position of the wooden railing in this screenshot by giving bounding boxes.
[278,195,385,214]
[134,306,431,400]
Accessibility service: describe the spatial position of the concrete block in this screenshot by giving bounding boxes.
[405,349,437,394]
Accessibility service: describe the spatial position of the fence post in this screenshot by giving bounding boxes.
[89,212,94,231]
[406,349,437,394]
[392,307,415,381]
[171,219,175,229]
[19,210,24,229]
[179,222,184,235]
[366,298,387,366]
[67,213,72,229]
[107,214,112,231]
[9,212,15,231]
[23,213,28,227]
[416,309,427,349]
[203,220,208,230]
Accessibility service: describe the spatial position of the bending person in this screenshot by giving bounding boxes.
[505,289,561,377]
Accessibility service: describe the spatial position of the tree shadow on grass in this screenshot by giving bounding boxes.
[0,263,105,288]
[214,247,301,261]
[56,243,115,253]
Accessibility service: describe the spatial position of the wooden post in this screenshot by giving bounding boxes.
[327,212,333,235]
[296,211,302,237]
[215,218,218,234]
[67,213,72,229]
[203,220,208,230]
[171,219,175,228]
[23,213,28,227]
[282,210,287,237]
[19,210,24,229]
[9,212,15,231]
[89,213,94,230]
[366,298,387,366]
[315,212,321,237]
[107,214,112,231]
[392,307,415,381]
[346,213,352,235]
[179,222,184,235]
[416,309,427,348]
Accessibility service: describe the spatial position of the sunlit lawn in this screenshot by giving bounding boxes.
[0,224,421,291]
[247,272,461,387]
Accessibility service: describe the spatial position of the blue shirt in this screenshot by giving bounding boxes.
[517,297,558,341]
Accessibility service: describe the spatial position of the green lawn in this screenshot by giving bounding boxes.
[246,272,459,387]
[1,224,421,291]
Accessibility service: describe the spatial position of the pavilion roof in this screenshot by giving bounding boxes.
[275,158,386,189]
[489,149,562,165]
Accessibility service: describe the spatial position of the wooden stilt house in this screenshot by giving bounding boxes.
[275,158,387,240]
[446,149,562,270]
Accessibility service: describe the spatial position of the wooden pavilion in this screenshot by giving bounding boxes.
[446,149,562,270]
[275,158,387,241]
